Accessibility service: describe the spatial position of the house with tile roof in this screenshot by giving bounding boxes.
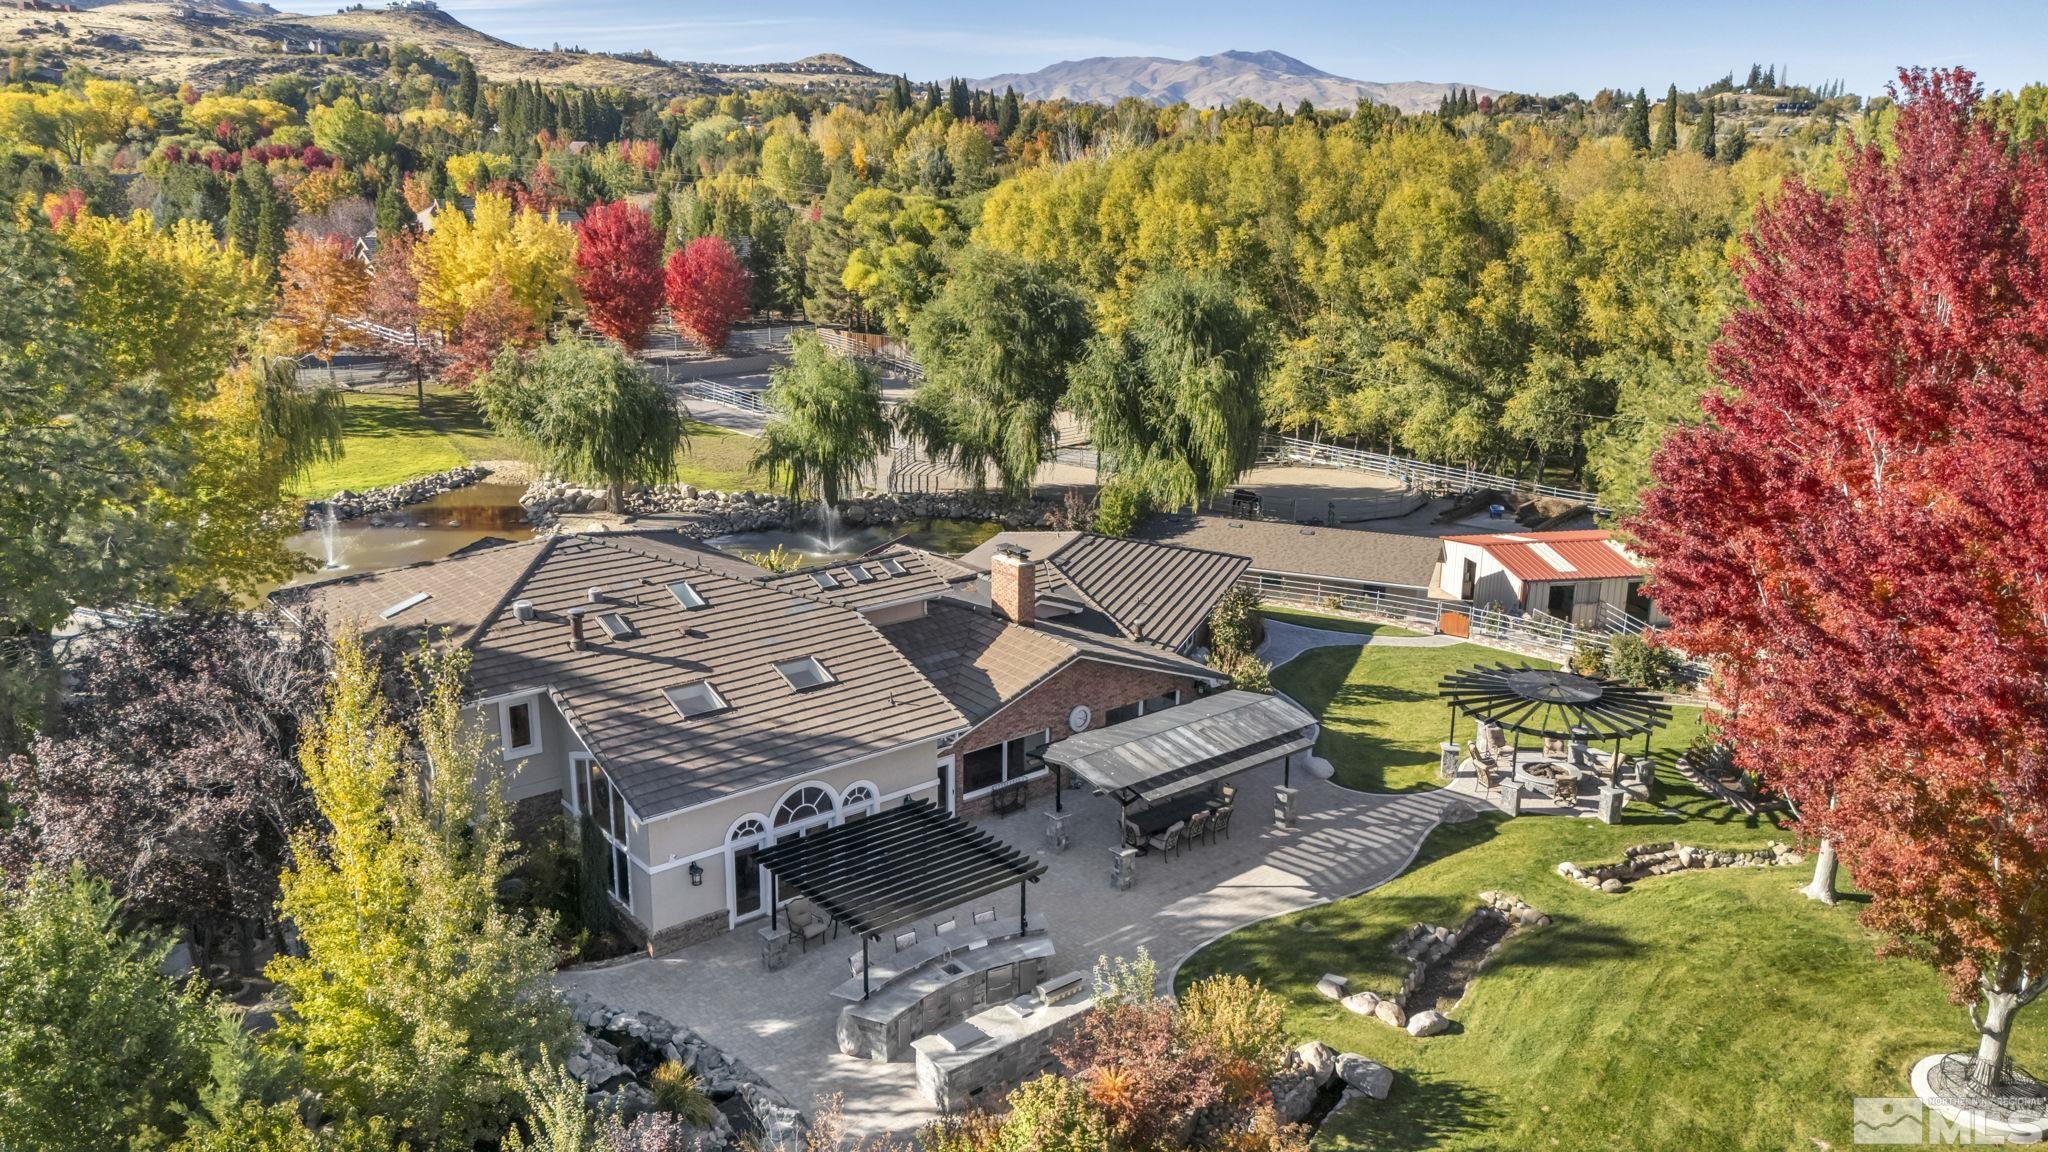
[1434,529,1666,630]
[273,528,1243,949]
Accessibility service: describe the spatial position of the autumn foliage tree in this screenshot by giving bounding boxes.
[572,200,663,350]
[1631,68,2048,1091]
[663,235,751,351]
[276,230,370,374]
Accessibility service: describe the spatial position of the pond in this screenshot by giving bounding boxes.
[282,481,536,589]
[709,517,1003,567]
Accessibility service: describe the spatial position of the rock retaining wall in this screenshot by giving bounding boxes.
[1556,840,1802,893]
[561,986,807,1151]
[300,465,494,528]
[520,478,1086,536]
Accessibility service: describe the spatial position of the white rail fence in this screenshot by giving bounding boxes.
[1261,434,1607,511]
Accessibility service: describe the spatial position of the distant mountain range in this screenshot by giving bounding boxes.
[12,1,882,95]
[976,50,1495,114]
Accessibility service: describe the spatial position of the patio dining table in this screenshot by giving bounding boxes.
[1125,792,1226,839]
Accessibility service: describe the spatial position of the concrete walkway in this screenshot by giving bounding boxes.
[1256,617,1460,670]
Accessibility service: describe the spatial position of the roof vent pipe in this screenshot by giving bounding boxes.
[513,600,535,623]
[587,587,605,604]
[567,606,590,651]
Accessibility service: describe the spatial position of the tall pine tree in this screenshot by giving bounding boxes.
[1624,88,1652,151]
[1696,99,1719,159]
[1653,83,1679,154]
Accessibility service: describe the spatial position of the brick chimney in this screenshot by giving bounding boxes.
[990,545,1036,627]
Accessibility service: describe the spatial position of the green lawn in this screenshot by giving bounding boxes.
[1262,606,1426,638]
[1180,808,2024,1151]
[1180,643,2032,1150]
[292,389,766,499]
[292,389,521,499]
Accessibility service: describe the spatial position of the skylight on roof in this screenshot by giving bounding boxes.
[877,557,908,577]
[663,681,728,720]
[665,580,707,610]
[1527,542,1576,573]
[846,565,875,584]
[597,612,637,639]
[774,657,834,691]
[381,592,430,619]
[809,570,841,589]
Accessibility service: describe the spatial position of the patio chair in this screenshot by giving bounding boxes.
[893,928,917,953]
[932,915,957,938]
[1214,783,1237,805]
[1121,819,1146,850]
[1185,809,1210,847]
[786,899,829,954]
[1471,754,1498,796]
[1549,774,1576,807]
[1211,805,1234,841]
[972,907,997,926]
[1146,820,1185,860]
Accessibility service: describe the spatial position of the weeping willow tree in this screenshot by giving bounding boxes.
[475,339,683,516]
[752,331,892,509]
[1071,270,1267,511]
[900,246,1092,501]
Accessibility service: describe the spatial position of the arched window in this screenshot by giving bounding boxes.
[774,785,835,829]
[729,815,767,842]
[840,782,878,821]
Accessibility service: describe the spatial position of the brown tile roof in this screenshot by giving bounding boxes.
[881,599,1223,726]
[270,536,550,648]
[765,546,975,612]
[278,533,967,819]
[959,531,1250,652]
[1137,514,1442,592]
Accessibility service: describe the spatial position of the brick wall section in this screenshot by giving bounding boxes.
[953,658,1209,819]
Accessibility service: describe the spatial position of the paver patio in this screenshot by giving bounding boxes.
[557,755,1455,1138]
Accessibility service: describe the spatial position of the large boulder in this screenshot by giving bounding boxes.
[1374,999,1408,1029]
[1295,1039,1337,1087]
[1269,1067,1319,1123]
[1340,991,1381,1017]
[1335,1053,1394,1100]
[1407,1009,1450,1037]
[1315,973,1349,1001]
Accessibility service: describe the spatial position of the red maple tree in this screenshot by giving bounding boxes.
[573,200,664,350]
[1631,68,2048,1090]
[441,282,539,389]
[663,235,752,352]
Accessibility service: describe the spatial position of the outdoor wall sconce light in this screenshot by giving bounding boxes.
[688,862,704,887]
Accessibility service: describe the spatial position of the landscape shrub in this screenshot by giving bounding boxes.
[1209,649,1272,694]
[647,1061,717,1126]
[1092,478,1149,537]
[1177,974,1291,1089]
[1207,584,1263,659]
[1569,638,1609,678]
[1606,633,1681,689]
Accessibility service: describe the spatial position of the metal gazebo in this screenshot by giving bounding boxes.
[1438,663,1673,782]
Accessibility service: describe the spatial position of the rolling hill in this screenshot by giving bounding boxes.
[3,1,883,95]
[975,49,1494,113]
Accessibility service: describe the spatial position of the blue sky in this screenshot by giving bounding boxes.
[429,0,2047,94]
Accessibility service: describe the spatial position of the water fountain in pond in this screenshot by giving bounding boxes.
[812,498,843,551]
[318,503,345,571]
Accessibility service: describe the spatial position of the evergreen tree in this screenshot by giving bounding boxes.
[947,77,970,120]
[649,185,672,253]
[1746,63,1763,90]
[1624,87,1652,151]
[253,179,287,284]
[455,58,479,128]
[224,163,259,255]
[890,74,912,114]
[1722,120,1747,162]
[999,86,1020,136]
[1653,83,1678,154]
[924,82,942,113]
[374,172,405,236]
[1696,99,1719,159]
[1295,98,1315,120]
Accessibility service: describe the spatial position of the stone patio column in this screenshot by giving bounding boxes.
[1045,809,1071,853]
[1500,781,1523,817]
[1595,786,1626,825]
[1439,740,1459,781]
[1274,785,1298,828]
[758,925,792,971]
[1111,847,1137,890]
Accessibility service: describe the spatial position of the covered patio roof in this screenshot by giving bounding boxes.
[1438,663,1673,741]
[1039,689,1318,804]
[754,799,1044,942]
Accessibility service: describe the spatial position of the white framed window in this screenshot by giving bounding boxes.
[840,782,878,821]
[774,784,836,830]
[727,814,769,925]
[1141,690,1180,714]
[499,694,542,760]
[580,759,632,907]
[961,729,1050,797]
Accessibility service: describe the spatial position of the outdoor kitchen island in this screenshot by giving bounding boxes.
[836,933,1058,1060]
